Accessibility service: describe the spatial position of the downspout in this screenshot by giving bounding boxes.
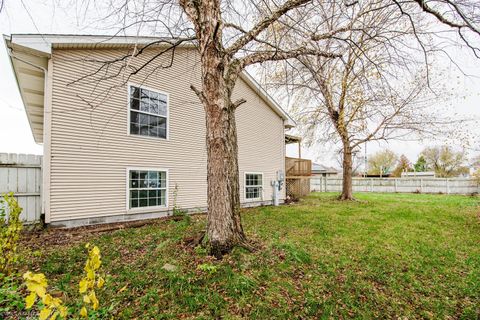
[8,50,48,75]
[7,48,51,225]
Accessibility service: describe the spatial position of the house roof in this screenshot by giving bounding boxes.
[312,162,338,174]
[4,34,295,143]
[401,171,436,177]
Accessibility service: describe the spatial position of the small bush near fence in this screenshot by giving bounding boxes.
[0,196,111,319]
[0,193,23,276]
[23,243,106,319]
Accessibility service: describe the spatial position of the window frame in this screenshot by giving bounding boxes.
[126,167,169,212]
[127,83,170,140]
[244,172,264,201]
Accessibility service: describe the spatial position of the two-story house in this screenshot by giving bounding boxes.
[5,34,294,227]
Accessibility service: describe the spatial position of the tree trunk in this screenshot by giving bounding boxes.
[340,144,355,200]
[197,15,245,259]
[181,0,247,258]
[204,96,246,258]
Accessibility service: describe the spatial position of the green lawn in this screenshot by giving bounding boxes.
[14,193,480,318]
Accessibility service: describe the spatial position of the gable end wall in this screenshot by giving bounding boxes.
[47,48,286,224]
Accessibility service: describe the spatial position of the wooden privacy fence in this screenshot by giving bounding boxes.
[311,176,480,195]
[0,153,42,223]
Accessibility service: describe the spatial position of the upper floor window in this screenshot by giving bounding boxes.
[245,173,263,200]
[129,85,168,139]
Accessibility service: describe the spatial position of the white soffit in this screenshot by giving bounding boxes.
[5,35,49,143]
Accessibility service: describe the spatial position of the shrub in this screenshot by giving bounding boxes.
[0,193,23,276]
[23,271,68,320]
[78,243,105,317]
[23,243,106,319]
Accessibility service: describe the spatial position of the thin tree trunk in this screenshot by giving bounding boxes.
[340,144,354,200]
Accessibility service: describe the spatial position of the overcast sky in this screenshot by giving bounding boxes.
[0,1,479,168]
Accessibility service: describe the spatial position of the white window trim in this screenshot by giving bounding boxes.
[244,172,264,201]
[126,167,169,213]
[127,83,170,140]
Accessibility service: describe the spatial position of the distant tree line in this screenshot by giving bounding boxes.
[367,146,471,178]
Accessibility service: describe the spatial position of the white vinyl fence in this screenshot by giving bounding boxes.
[0,153,42,223]
[311,176,480,195]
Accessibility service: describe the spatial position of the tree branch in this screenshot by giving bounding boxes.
[226,0,310,56]
[239,47,340,69]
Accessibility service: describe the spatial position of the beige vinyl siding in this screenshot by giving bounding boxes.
[48,47,285,222]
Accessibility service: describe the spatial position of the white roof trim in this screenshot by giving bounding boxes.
[239,71,295,127]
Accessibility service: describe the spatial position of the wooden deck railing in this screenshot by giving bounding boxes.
[286,157,312,177]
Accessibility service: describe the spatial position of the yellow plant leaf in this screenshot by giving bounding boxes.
[89,290,99,310]
[83,294,91,304]
[42,294,53,305]
[119,285,128,292]
[80,306,88,317]
[25,292,36,309]
[97,277,105,289]
[58,305,68,318]
[39,308,52,320]
[24,272,48,298]
[51,297,63,308]
[91,246,100,256]
[31,273,48,286]
[79,279,88,293]
[87,268,95,280]
[50,311,59,320]
[33,285,47,298]
[90,255,101,270]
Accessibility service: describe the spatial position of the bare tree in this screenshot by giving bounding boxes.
[264,0,478,200]
[64,0,479,254]
[368,150,398,176]
[69,0,346,257]
[392,154,413,177]
[421,146,469,177]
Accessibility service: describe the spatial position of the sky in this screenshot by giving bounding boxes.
[0,1,479,168]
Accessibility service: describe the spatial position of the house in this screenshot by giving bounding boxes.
[5,34,296,227]
[401,171,436,178]
[311,163,339,177]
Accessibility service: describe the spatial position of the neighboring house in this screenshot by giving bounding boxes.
[401,171,436,178]
[311,163,339,177]
[5,34,295,227]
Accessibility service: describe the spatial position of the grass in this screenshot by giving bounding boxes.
[14,193,480,318]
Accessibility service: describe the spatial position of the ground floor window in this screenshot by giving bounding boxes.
[245,173,263,200]
[128,169,167,209]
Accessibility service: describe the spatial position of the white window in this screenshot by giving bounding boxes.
[129,85,168,139]
[245,173,263,200]
[128,169,167,209]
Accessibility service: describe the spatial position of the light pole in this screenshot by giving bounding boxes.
[364,142,368,177]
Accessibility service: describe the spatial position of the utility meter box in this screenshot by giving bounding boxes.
[277,170,285,182]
